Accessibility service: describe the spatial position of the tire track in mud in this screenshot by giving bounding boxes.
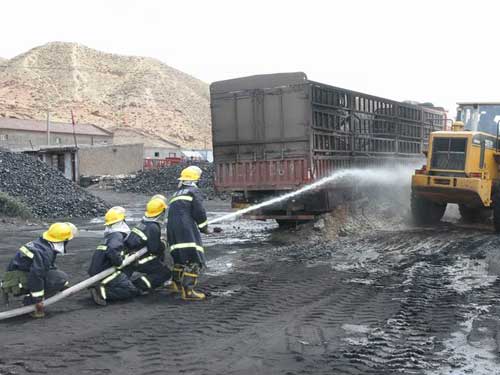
[1,263,344,374]
[2,228,500,375]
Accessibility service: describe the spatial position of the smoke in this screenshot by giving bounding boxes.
[208,164,420,225]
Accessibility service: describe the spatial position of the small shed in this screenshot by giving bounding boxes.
[23,146,78,181]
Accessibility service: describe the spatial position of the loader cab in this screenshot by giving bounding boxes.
[457,103,500,136]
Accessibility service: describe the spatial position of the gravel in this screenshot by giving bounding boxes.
[0,151,108,218]
[109,162,227,200]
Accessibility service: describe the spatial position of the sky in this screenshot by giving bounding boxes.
[0,0,498,116]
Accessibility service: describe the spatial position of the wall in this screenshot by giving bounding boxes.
[33,151,78,182]
[144,147,182,158]
[78,143,143,176]
[0,129,111,150]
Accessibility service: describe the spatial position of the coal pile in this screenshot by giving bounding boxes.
[111,162,227,200]
[0,151,108,218]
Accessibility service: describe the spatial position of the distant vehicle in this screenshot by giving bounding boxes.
[411,102,500,231]
[210,72,446,224]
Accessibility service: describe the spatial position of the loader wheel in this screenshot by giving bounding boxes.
[458,205,491,223]
[493,192,500,233]
[411,192,446,225]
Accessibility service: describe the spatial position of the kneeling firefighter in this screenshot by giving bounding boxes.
[1,222,78,318]
[125,197,171,292]
[88,206,139,306]
[167,166,209,301]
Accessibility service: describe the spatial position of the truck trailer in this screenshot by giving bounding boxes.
[210,72,446,223]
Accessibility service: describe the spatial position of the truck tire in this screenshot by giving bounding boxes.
[459,205,491,223]
[493,192,500,233]
[411,192,446,225]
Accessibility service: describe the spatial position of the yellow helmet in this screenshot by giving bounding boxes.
[43,222,75,243]
[104,206,126,226]
[145,198,167,218]
[178,166,202,181]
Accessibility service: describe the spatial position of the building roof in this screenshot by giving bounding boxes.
[22,145,79,154]
[0,117,112,136]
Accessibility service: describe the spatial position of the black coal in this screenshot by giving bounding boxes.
[110,162,227,200]
[0,151,108,219]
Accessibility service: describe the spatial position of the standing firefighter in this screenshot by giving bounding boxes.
[1,222,78,318]
[167,166,209,301]
[88,206,139,306]
[125,196,171,292]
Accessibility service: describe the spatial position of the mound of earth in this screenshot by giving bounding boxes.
[0,151,107,218]
[108,162,226,200]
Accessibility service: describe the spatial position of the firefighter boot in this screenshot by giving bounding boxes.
[181,269,205,301]
[90,287,107,306]
[169,265,184,295]
[182,287,206,301]
[168,281,181,294]
[31,302,45,318]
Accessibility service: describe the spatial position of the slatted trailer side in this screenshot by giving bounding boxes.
[210,72,446,220]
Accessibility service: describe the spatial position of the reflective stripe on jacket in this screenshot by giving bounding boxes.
[125,220,165,259]
[167,185,207,265]
[6,237,58,300]
[88,231,126,276]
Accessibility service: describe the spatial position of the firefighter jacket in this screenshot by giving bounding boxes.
[88,231,126,276]
[167,185,208,265]
[6,237,59,301]
[125,220,166,260]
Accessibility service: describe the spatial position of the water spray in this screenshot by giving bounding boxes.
[207,166,416,225]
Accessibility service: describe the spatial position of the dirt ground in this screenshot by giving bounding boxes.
[1,191,500,375]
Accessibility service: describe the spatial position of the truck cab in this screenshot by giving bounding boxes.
[411,103,500,230]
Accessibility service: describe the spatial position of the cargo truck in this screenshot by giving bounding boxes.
[211,72,446,224]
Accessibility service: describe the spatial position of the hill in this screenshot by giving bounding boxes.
[0,42,211,148]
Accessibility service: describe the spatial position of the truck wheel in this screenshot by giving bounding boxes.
[459,205,491,223]
[493,192,500,233]
[411,192,446,225]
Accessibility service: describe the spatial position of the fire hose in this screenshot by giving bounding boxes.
[0,213,238,321]
[0,191,312,321]
[0,247,148,321]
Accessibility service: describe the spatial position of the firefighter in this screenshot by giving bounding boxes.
[167,165,209,301]
[1,222,78,318]
[88,206,139,306]
[125,197,171,292]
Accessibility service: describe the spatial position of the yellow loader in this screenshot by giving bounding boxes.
[411,102,500,231]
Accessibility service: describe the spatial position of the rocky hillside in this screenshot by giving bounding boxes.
[0,42,210,148]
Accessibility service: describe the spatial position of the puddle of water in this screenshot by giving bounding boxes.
[344,278,375,285]
[342,324,372,334]
[341,324,372,346]
[444,258,498,294]
[210,288,241,297]
[427,304,497,375]
[205,256,234,276]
